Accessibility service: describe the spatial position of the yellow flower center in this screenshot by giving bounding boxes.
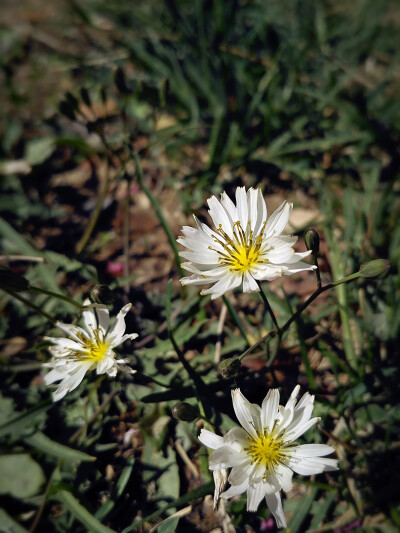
[75,330,110,362]
[245,431,286,474]
[209,221,268,274]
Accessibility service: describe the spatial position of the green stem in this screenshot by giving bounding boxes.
[7,290,56,323]
[196,397,214,432]
[312,252,322,289]
[166,280,204,389]
[75,157,112,255]
[256,280,281,333]
[239,272,361,364]
[29,285,82,309]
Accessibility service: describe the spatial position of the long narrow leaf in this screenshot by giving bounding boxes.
[24,431,96,462]
[52,490,117,533]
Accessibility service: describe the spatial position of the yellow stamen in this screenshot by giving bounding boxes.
[74,330,110,362]
[211,221,268,273]
[245,431,286,474]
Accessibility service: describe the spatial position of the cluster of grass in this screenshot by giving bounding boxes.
[1,0,399,531]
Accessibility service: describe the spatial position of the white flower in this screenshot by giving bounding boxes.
[44,299,138,401]
[177,187,316,299]
[199,386,338,529]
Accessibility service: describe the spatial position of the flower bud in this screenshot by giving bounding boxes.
[171,402,199,422]
[304,228,320,254]
[0,267,30,292]
[359,259,391,279]
[218,357,241,379]
[90,284,114,305]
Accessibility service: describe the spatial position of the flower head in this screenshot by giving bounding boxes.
[177,187,316,299]
[44,299,138,401]
[199,386,338,529]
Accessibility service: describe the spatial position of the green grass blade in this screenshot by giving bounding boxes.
[0,400,52,439]
[24,431,96,462]
[52,490,117,533]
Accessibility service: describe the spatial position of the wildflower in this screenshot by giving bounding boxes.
[199,386,338,529]
[177,187,315,299]
[44,299,138,401]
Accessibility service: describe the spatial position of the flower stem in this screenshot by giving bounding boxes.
[29,285,82,309]
[166,280,204,389]
[312,252,322,289]
[7,290,56,323]
[239,271,362,365]
[256,280,281,333]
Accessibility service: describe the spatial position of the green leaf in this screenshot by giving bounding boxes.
[0,454,45,498]
[288,486,319,533]
[157,516,180,533]
[51,490,117,533]
[25,137,55,165]
[0,399,51,439]
[23,431,96,462]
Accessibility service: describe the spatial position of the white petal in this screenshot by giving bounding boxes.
[224,427,249,451]
[220,191,238,222]
[117,333,139,345]
[277,385,300,432]
[82,301,97,339]
[287,456,339,475]
[293,444,336,458]
[44,368,67,385]
[261,389,280,432]
[107,304,131,346]
[242,271,259,293]
[262,472,281,494]
[209,445,248,470]
[201,273,242,299]
[231,389,261,438]
[198,429,224,450]
[247,481,265,512]
[95,305,110,335]
[275,464,293,493]
[251,188,267,235]
[264,201,292,239]
[228,463,252,485]
[221,477,249,499]
[179,250,219,265]
[283,260,316,274]
[51,362,91,401]
[265,492,286,529]
[55,322,89,343]
[96,355,115,374]
[48,338,85,353]
[235,187,249,228]
[207,196,234,238]
[284,416,320,442]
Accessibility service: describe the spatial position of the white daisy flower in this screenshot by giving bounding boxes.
[199,386,338,529]
[177,187,316,299]
[44,299,138,401]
